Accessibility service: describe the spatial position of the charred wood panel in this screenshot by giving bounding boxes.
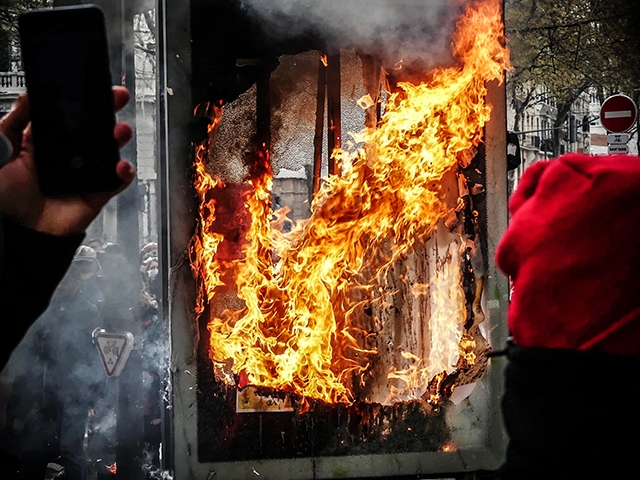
[196,332,450,463]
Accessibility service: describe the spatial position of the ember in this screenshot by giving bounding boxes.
[108,462,117,475]
[191,0,509,406]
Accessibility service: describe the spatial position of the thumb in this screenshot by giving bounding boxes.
[0,95,30,158]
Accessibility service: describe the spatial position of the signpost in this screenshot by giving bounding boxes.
[600,95,637,154]
[608,144,629,154]
[600,95,637,133]
[93,329,135,377]
[607,133,630,144]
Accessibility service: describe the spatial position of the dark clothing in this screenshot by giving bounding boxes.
[1,363,57,479]
[0,216,82,478]
[31,288,104,480]
[0,216,83,370]
[142,371,162,468]
[39,292,104,404]
[501,345,640,479]
[1,261,103,480]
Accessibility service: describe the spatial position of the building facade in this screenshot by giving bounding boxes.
[507,84,639,192]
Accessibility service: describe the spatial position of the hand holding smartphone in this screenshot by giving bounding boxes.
[19,5,123,196]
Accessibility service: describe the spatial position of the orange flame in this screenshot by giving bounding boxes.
[108,462,117,475]
[387,243,466,402]
[459,335,477,365]
[190,103,226,317]
[191,0,509,404]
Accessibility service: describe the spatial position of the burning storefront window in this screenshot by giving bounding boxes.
[188,0,509,462]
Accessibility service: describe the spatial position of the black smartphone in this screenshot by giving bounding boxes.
[19,5,121,196]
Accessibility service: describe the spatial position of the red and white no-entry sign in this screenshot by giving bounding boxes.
[600,94,638,133]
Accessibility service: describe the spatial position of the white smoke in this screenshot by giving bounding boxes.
[140,445,174,480]
[240,0,474,71]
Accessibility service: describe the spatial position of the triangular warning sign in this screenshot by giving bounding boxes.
[93,330,134,377]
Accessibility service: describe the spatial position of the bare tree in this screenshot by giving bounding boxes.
[0,0,50,70]
[506,0,640,155]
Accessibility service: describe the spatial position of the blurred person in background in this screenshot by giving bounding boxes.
[139,243,158,296]
[86,237,103,253]
[138,252,160,349]
[139,242,157,266]
[1,248,106,480]
[70,245,104,307]
[144,256,160,301]
[24,247,105,480]
[139,254,160,351]
[141,369,161,471]
[140,256,151,293]
[97,242,135,329]
[139,252,162,471]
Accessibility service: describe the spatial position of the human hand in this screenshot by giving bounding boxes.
[0,87,135,236]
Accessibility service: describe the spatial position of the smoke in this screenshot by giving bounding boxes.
[240,0,474,73]
[91,409,118,443]
[140,324,173,406]
[140,445,174,480]
[0,238,171,474]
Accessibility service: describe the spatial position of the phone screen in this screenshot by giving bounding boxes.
[19,6,121,196]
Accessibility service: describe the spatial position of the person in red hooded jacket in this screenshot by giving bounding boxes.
[495,153,640,478]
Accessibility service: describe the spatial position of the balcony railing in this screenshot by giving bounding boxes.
[0,72,26,94]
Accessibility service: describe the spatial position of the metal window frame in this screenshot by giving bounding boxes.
[157,1,510,477]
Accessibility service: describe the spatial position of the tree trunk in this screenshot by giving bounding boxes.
[0,29,9,72]
[553,100,576,157]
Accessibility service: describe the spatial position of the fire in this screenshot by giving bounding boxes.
[388,243,467,402]
[458,335,477,365]
[108,462,117,475]
[191,102,225,317]
[191,0,509,404]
